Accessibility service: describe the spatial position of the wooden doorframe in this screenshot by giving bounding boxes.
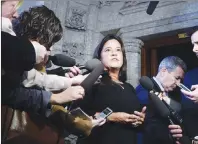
[141,33,192,77]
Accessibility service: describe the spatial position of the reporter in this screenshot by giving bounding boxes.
[12,5,89,91]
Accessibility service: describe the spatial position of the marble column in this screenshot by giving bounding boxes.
[122,37,144,87]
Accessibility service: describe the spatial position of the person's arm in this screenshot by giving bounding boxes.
[181,85,198,103]
[2,85,85,115]
[2,86,52,115]
[23,69,73,91]
[2,31,36,72]
[2,31,47,72]
[23,68,89,91]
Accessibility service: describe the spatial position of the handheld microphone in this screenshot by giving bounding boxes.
[80,62,104,92]
[49,54,76,67]
[139,76,183,124]
[139,76,154,91]
[150,92,191,144]
[68,63,104,111]
[62,58,102,74]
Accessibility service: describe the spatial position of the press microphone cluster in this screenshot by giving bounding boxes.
[140,76,191,144]
[48,54,102,75]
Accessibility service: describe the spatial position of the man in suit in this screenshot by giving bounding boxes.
[136,56,187,144]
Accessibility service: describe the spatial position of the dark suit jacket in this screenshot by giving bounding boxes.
[136,78,181,144]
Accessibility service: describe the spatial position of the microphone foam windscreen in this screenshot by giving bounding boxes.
[85,59,101,71]
[81,63,104,92]
[139,76,154,91]
[149,92,170,118]
[50,54,76,67]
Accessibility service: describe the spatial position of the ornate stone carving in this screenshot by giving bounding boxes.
[65,7,87,31]
[120,1,148,10]
[62,43,86,64]
[98,1,120,8]
[119,1,185,15]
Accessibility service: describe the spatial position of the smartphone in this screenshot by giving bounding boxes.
[178,83,191,92]
[69,107,91,120]
[95,107,113,119]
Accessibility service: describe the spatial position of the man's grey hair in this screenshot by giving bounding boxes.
[158,56,187,73]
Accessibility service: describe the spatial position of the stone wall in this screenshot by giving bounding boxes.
[17,0,198,86]
[44,0,198,87]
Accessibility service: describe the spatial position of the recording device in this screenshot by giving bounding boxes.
[69,107,91,121]
[139,76,183,124]
[67,62,104,111]
[49,54,76,67]
[95,107,113,119]
[49,54,101,71]
[177,83,191,92]
[80,62,104,92]
[47,57,102,76]
[49,54,101,72]
[149,92,191,144]
[139,76,154,91]
[62,58,102,74]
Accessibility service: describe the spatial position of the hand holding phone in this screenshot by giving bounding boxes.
[177,83,191,92]
[180,84,198,103]
[95,107,113,119]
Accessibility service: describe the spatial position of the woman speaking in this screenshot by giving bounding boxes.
[72,34,146,144]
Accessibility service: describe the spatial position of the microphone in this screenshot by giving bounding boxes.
[149,92,170,117]
[49,54,101,72]
[150,92,192,144]
[139,76,183,124]
[62,58,102,74]
[68,62,104,111]
[49,54,76,67]
[139,76,154,91]
[80,62,104,92]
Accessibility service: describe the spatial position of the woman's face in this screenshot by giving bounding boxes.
[100,39,123,70]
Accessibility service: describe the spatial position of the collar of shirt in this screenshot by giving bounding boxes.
[152,76,165,92]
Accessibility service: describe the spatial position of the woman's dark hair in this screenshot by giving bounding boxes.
[13,5,63,50]
[93,34,127,82]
